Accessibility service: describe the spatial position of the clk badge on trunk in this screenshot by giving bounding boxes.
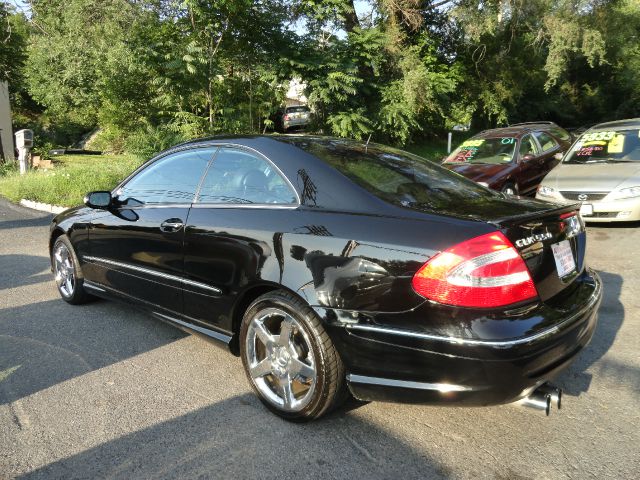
[515,232,553,248]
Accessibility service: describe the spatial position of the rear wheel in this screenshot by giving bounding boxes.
[51,235,93,304]
[240,290,347,421]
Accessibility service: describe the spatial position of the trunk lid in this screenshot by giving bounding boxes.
[493,203,585,302]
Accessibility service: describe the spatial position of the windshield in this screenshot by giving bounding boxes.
[445,137,517,164]
[564,128,640,164]
[286,138,501,211]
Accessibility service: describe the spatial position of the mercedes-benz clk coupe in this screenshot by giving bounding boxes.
[50,136,602,421]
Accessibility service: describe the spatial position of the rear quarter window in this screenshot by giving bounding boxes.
[289,139,500,210]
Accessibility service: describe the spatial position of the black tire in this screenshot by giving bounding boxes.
[239,290,348,421]
[51,235,94,305]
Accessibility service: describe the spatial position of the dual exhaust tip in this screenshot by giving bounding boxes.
[517,383,562,416]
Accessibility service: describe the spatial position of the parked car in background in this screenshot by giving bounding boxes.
[443,122,573,196]
[50,135,600,421]
[273,105,312,132]
[536,118,640,222]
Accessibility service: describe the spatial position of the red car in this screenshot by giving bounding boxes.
[443,122,573,196]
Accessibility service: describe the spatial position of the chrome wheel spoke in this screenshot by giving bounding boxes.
[289,357,315,381]
[254,322,276,348]
[280,374,296,408]
[250,358,273,379]
[277,317,294,347]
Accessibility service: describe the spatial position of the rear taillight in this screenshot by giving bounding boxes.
[412,231,538,308]
[283,114,290,121]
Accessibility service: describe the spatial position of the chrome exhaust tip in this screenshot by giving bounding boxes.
[517,390,551,416]
[537,383,562,410]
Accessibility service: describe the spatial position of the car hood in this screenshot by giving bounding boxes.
[444,162,513,183]
[542,162,640,191]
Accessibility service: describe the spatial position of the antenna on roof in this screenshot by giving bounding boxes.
[365,133,372,152]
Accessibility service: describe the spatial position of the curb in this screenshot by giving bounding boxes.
[20,199,68,214]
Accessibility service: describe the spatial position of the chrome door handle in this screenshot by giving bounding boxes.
[160,219,184,232]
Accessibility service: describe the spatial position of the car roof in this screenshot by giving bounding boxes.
[474,121,562,138]
[588,118,640,132]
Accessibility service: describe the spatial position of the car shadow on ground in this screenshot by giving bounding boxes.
[0,254,53,291]
[0,297,188,405]
[18,393,451,480]
[0,214,53,230]
[557,270,625,397]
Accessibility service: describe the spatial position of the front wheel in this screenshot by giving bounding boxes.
[240,290,348,421]
[501,183,517,196]
[51,235,93,304]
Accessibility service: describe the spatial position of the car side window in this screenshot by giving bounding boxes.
[196,148,297,205]
[519,134,538,158]
[534,132,558,152]
[117,148,215,206]
[549,127,571,142]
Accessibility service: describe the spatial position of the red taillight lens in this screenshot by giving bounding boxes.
[283,114,290,121]
[412,231,538,308]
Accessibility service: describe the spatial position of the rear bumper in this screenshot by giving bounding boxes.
[322,269,602,406]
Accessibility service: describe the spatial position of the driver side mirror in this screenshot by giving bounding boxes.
[554,152,563,161]
[84,191,112,210]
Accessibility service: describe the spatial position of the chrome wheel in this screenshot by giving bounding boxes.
[245,307,317,412]
[53,243,75,297]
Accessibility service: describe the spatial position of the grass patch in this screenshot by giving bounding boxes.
[405,141,448,162]
[0,154,144,207]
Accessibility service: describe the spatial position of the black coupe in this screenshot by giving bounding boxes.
[50,135,602,420]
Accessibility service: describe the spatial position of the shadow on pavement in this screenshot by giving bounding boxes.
[0,298,188,405]
[558,270,625,396]
[0,254,52,291]
[19,393,450,479]
[0,215,52,230]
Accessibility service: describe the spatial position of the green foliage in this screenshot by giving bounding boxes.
[0,154,143,206]
[6,0,640,157]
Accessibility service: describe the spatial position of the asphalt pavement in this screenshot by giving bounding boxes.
[0,197,638,479]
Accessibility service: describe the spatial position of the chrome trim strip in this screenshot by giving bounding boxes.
[83,256,222,295]
[111,203,193,210]
[83,280,106,292]
[346,276,601,349]
[189,203,298,210]
[153,312,232,344]
[347,374,471,392]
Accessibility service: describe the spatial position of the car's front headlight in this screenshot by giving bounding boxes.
[537,185,557,197]
[614,186,640,200]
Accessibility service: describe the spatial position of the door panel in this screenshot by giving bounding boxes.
[83,147,216,314]
[85,206,190,313]
[182,146,299,330]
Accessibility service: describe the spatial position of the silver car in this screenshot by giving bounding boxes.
[536,118,640,222]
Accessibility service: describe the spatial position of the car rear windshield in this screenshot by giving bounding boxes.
[289,138,500,209]
[286,106,310,113]
[444,137,517,164]
[564,128,640,164]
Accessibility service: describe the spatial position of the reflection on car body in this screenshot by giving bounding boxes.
[443,122,572,196]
